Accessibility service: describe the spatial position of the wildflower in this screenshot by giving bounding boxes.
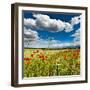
[39,54,47,61]
[33,50,39,53]
[31,54,34,57]
[64,55,67,60]
[77,61,80,65]
[41,57,46,60]
[76,49,80,52]
[42,57,45,60]
[36,50,39,53]
[39,54,43,58]
[24,57,32,61]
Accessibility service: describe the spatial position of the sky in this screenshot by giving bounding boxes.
[23,10,81,48]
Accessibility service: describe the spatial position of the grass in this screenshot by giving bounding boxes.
[24,48,80,77]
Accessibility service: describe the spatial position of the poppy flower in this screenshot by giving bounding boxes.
[76,49,80,52]
[39,55,44,59]
[64,55,67,60]
[42,58,45,60]
[36,50,39,53]
[31,54,34,57]
[24,57,32,61]
[41,57,46,60]
[77,61,80,65]
[39,56,42,58]
[24,57,29,61]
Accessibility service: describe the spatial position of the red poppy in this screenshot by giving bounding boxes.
[41,57,46,60]
[24,57,32,61]
[31,54,34,57]
[76,49,80,52]
[73,52,78,59]
[39,56,42,58]
[36,50,39,53]
[42,58,45,60]
[39,55,44,58]
[73,55,78,59]
[64,55,67,60]
[39,54,47,61]
[29,58,32,60]
[77,61,80,65]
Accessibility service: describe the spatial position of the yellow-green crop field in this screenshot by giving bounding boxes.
[24,48,80,77]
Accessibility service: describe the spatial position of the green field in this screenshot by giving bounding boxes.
[24,48,80,77]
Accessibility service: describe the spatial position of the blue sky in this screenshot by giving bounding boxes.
[23,10,81,48]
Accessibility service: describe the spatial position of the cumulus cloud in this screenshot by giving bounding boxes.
[33,14,66,32]
[71,15,81,26]
[24,27,39,41]
[71,29,80,42]
[64,23,73,32]
[71,29,80,37]
[24,14,73,33]
[24,18,37,29]
[24,13,81,48]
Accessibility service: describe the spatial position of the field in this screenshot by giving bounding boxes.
[24,48,80,77]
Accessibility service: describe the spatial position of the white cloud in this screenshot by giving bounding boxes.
[71,15,81,26]
[24,14,73,33]
[24,27,80,48]
[71,29,80,37]
[33,14,65,32]
[52,42,80,48]
[73,41,80,46]
[70,28,80,48]
[71,29,80,42]
[24,38,61,48]
[24,27,39,41]
[64,23,73,32]
[24,18,37,29]
[24,14,81,48]
[24,37,80,48]
[23,26,62,48]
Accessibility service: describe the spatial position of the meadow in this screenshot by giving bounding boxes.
[24,48,80,77]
